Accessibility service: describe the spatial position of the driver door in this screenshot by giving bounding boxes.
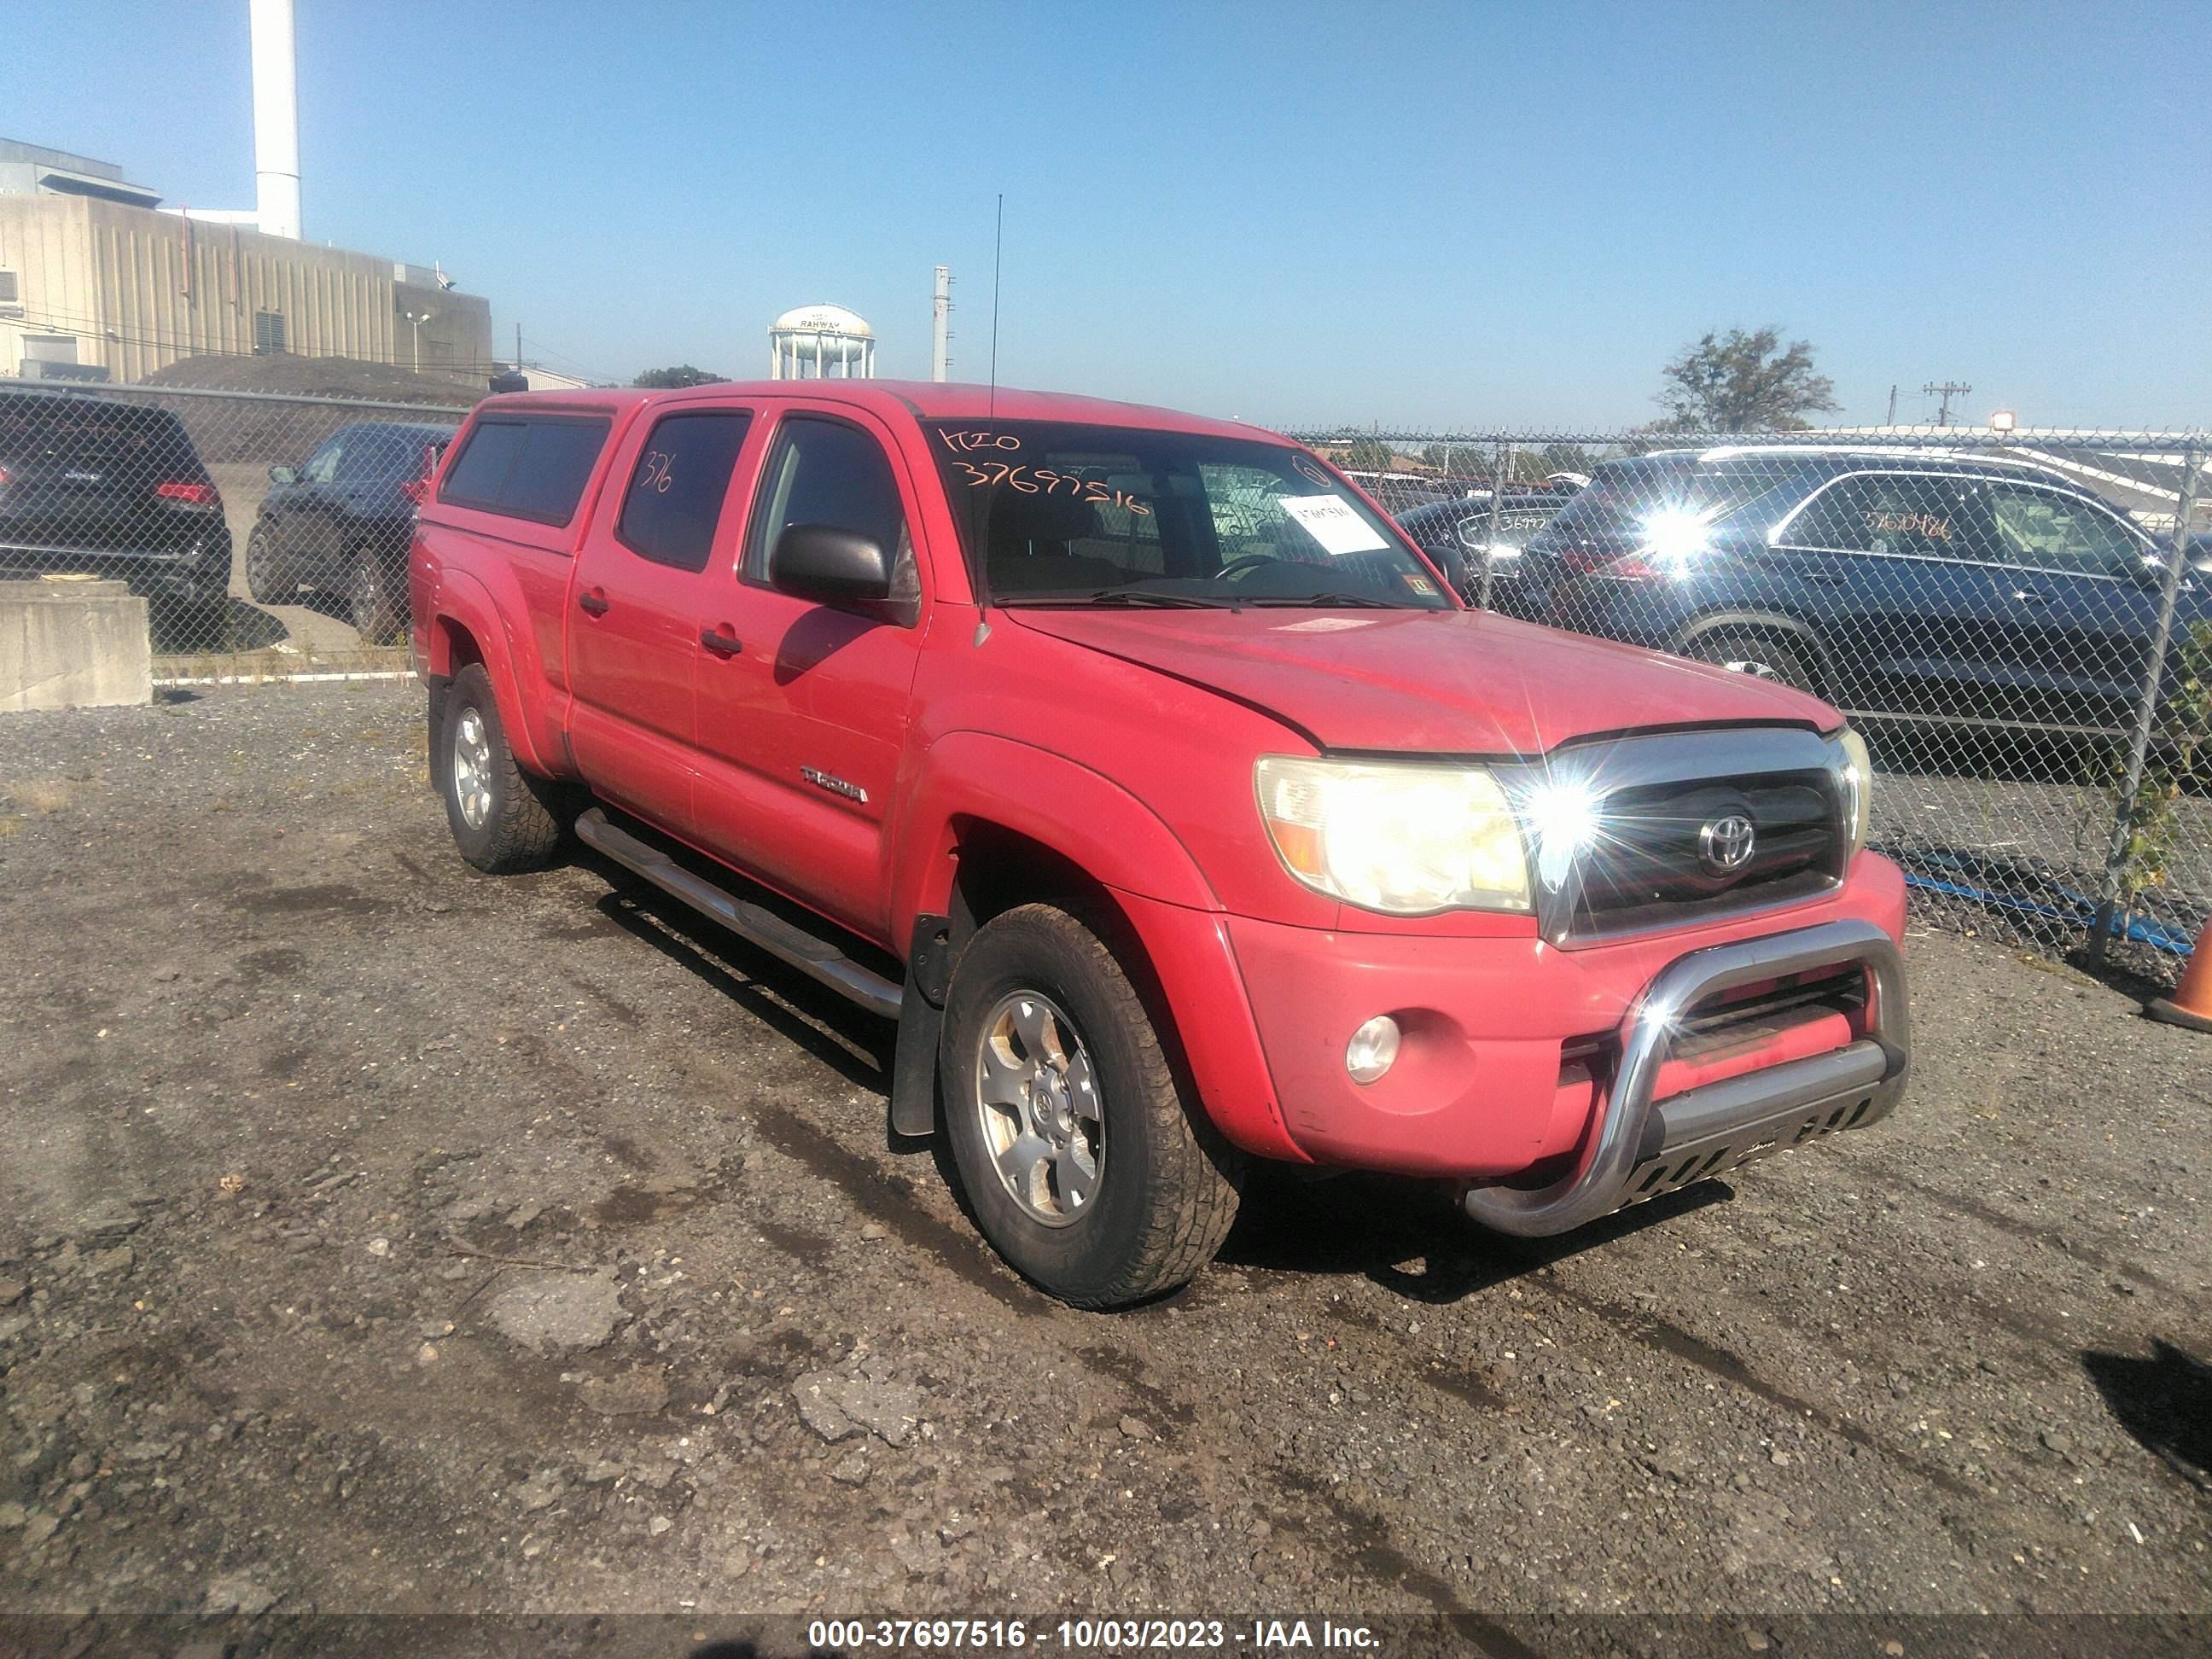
[690,403,931,942]
[1964,480,2189,731]
[285,430,350,588]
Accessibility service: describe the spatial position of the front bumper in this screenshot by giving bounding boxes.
[1220,853,1910,1202]
[1460,916,1906,1236]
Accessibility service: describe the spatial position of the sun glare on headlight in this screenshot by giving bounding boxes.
[1523,779,1602,894]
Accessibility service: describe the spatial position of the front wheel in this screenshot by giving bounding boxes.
[1686,630,1818,694]
[244,526,295,606]
[940,904,1243,1308]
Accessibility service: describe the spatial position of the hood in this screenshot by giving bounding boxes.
[1004,606,1837,754]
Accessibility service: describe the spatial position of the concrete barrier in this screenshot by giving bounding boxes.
[0,579,153,712]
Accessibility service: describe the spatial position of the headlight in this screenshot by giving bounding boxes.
[1831,727,1871,857]
[1255,756,1531,915]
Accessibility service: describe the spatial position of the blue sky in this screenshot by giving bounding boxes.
[8,1,2207,430]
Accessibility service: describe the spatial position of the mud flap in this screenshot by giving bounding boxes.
[889,914,953,1138]
[889,981,942,1138]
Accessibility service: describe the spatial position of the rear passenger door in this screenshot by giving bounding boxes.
[567,405,755,834]
[691,405,929,941]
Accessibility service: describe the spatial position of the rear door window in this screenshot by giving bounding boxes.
[1783,474,1975,559]
[439,414,611,526]
[615,410,754,573]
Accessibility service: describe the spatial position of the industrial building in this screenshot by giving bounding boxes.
[0,137,493,387]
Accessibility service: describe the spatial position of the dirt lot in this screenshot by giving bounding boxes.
[0,686,2206,1639]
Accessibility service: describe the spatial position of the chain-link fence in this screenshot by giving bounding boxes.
[10,375,2208,982]
[0,377,474,682]
[1293,425,2212,984]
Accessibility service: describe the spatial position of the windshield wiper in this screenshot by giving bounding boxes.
[1242,591,1404,608]
[997,589,1237,609]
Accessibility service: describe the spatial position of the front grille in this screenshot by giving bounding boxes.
[1566,767,1842,939]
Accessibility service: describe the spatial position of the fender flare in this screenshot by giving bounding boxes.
[888,733,1304,1161]
[888,731,1220,926]
[427,569,567,778]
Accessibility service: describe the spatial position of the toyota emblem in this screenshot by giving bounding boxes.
[1697,813,1757,876]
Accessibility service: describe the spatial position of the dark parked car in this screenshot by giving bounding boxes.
[0,387,232,619]
[246,420,456,640]
[1519,445,2199,735]
[1394,491,1574,602]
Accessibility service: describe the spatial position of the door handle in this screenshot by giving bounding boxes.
[2010,588,2050,605]
[578,591,610,616]
[700,627,743,656]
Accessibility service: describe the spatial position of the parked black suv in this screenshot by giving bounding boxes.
[1394,490,1573,602]
[1519,445,2194,735]
[245,420,456,641]
[0,387,232,618]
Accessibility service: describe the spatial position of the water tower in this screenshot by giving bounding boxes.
[769,304,875,379]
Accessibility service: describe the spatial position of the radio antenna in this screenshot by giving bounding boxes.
[988,193,1003,417]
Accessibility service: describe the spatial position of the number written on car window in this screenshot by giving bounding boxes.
[950,460,1151,514]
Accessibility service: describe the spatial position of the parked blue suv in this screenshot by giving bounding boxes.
[1516,446,2197,736]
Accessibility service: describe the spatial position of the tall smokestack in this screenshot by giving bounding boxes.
[250,0,301,240]
[931,265,952,381]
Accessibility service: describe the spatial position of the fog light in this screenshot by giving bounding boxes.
[1346,1016,1401,1085]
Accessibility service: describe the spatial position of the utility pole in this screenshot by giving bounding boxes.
[515,322,522,376]
[1924,380,1970,427]
[1886,384,1897,426]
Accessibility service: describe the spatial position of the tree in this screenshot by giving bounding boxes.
[1336,435,1396,471]
[632,364,723,389]
[1654,327,1839,433]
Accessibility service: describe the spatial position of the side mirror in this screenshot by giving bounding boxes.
[770,523,891,607]
[268,463,298,486]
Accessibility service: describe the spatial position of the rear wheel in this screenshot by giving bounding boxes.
[346,550,403,644]
[1687,630,1817,694]
[437,663,566,872]
[244,526,294,607]
[940,904,1243,1308]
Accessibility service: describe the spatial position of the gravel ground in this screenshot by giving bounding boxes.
[0,685,2206,1639]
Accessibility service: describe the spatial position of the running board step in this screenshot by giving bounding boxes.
[574,808,902,1019]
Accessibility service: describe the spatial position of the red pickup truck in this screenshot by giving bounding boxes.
[410,382,1909,1307]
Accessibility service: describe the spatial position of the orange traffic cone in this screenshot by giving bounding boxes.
[2147,917,2212,1032]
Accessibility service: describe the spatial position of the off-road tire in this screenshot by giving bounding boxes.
[1688,629,1817,694]
[940,903,1243,1307]
[244,526,294,607]
[438,663,566,873]
[346,549,404,644]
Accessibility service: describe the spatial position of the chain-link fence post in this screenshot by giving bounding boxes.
[1476,441,1511,610]
[2089,445,2205,967]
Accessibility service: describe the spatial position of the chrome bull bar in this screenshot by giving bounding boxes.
[1461,917,1909,1237]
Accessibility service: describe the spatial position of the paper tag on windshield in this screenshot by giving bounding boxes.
[1278,494,1389,556]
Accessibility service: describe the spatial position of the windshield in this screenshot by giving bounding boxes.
[928,422,1452,609]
